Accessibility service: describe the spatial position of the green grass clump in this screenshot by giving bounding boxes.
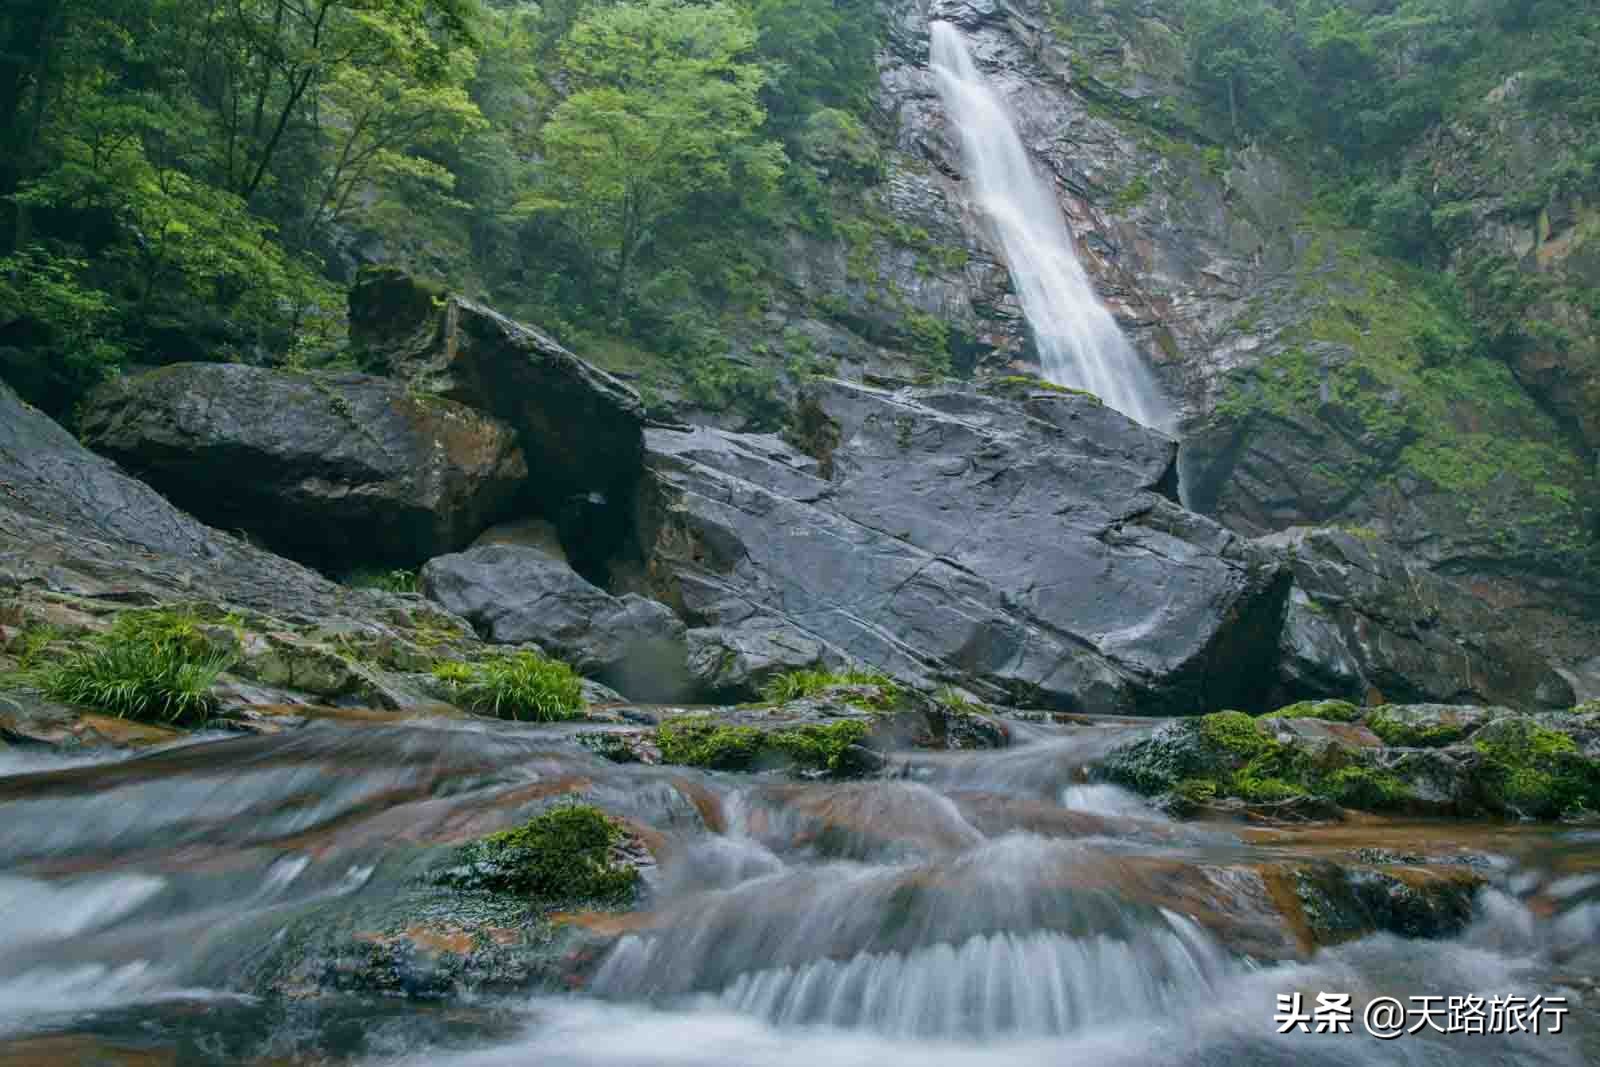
[36,611,230,724]
[760,668,901,709]
[432,651,584,722]
[1266,700,1362,723]
[344,568,420,594]
[441,803,638,905]
[934,686,982,714]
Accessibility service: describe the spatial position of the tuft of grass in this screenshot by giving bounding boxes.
[10,623,61,670]
[37,638,229,724]
[934,685,982,714]
[432,651,585,722]
[439,803,638,905]
[760,667,902,709]
[344,568,420,594]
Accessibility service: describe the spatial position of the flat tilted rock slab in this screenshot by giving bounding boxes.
[635,380,1288,714]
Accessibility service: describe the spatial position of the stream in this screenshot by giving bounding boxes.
[2,717,1598,1065]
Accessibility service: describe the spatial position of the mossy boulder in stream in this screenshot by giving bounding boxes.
[1099,702,1600,822]
[436,805,641,906]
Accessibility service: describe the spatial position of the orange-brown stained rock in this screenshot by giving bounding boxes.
[0,1035,175,1067]
[669,776,725,834]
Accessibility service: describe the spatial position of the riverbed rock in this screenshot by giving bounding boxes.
[1265,527,1573,710]
[632,379,1288,715]
[348,268,645,528]
[683,621,842,702]
[1097,702,1600,821]
[78,363,527,573]
[420,544,691,703]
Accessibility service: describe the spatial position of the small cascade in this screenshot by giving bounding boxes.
[929,22,1173,432]
[0,717,1596,1064]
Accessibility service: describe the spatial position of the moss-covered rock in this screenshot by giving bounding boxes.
[1470,717,1600,819]
[655,714,873,775]
[435,805,640,907]
[1266,700,1362,722]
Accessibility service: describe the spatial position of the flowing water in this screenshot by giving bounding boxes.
[2,716,1598,1066]
[929,22,1173,431]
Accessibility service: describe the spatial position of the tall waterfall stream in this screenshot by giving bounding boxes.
[930,22,1173,432]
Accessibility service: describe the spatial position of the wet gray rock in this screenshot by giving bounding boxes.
[421,544,690,703]
[0,380,381,623]
[79,363,528,572]
[348,268,645,524]
[634,379,1287,714]
[683,621,841,702]
[1264,527,1573,710]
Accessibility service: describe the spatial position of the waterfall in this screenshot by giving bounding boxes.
[929,22,1173,432]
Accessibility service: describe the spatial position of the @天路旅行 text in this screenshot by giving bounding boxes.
[1274,993,1568,1037]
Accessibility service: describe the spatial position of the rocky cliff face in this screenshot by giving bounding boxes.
[733,0,1600,672]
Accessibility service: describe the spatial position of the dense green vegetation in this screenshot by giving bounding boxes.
[0,0,884,420]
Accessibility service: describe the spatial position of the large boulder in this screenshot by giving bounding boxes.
[78,363,528,573]
[348,269,646,576]
[0,380,355,619]
[1264,527,1573,711]
[629,379,1289,715]
[421,544,690,703]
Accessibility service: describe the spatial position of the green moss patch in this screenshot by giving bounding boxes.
[1472,719,1600,819]
[1265,700,1362,723]
[656,714,871,775]
[1365,709,1471,748]
[438,804,638,907]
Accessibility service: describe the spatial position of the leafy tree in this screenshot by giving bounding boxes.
[529,0,786,313]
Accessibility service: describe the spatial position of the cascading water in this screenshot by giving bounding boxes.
[929,22,1173,432]
[1,716,1596,1065]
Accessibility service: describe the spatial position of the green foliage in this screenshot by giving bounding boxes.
[934,686,982,714]
[440,803,639,905]
[1265,700,1362,723]
[759,667,901,709]
[35,610,229,723]
[432,651,585,722]
[527,0,785,311]
[344,568,420,595]
[0,246,124,410]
